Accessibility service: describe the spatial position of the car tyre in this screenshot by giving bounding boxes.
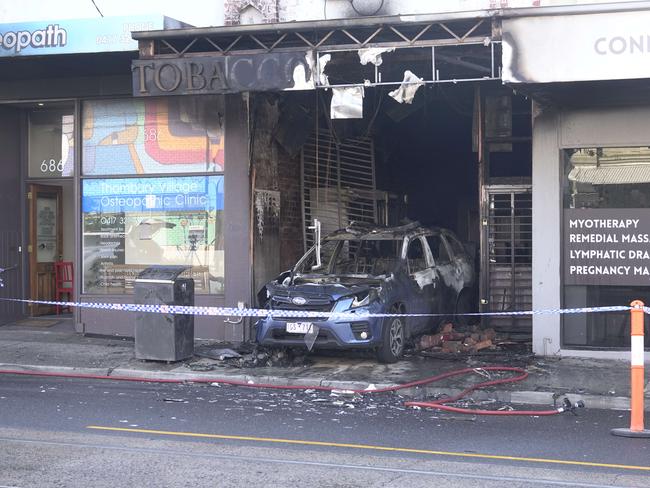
[376,313,405,364]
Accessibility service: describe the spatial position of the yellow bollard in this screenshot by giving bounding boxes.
[611,300,650,438]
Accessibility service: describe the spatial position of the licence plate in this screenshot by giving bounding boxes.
[286,322,313,334]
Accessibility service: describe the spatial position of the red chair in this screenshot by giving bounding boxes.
[55,261,74,314]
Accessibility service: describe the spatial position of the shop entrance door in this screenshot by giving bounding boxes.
[481,185,532,334]
[28,184,62,316]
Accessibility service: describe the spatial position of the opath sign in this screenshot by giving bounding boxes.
[0,16,181,57]
[564,208,650,286]
[132,52,315,96]
[503,11,650,83]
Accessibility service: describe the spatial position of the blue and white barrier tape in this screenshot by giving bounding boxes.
[0,297,633,319]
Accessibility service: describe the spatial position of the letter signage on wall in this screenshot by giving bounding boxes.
[564,208,650,286]
[503,11,650,83]
[132,51,315,96]
[0,15,181,57]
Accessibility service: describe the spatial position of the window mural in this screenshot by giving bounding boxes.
[82,96,224,175]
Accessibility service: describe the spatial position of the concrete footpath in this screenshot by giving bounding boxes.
[0,323,647,412]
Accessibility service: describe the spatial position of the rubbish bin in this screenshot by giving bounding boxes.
[134,265,194,361]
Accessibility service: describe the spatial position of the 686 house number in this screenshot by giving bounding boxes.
[40,159,64,173]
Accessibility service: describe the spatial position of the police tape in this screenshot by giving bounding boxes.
[0,297,634,320]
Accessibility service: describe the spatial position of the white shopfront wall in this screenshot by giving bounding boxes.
[503,9,650,358]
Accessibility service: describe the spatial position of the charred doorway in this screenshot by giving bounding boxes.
[235,19,531,337]
[256,81,532,337]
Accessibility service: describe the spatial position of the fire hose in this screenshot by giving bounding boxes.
[0,365,584,416]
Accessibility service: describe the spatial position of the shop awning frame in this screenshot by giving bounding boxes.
[132,12,503,89]
[133,13,499,56]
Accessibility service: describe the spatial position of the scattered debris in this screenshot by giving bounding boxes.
[191,343,314,370]
[188,362,215,372]
[330,389,357,396]
[473,340,494,352]
[163,398,188,403]
[304,324,320,351]
[417,322,529,356]
[472,368,492,379]
[195,347,242,361]
[418,333,443,350]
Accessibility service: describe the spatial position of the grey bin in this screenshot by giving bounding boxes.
[134,265,195,361]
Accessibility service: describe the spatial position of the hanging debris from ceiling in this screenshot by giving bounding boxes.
[331,86,364,119]
[388,70,424,104]
[318,54,332,86]
[288,52,317,91]
[358,47,395,67]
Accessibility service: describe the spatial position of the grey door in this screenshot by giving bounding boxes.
[0,107,23,325]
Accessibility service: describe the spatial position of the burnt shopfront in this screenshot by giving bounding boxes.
[132,12,534,342]
[503,6,650,357]
[3,7,649,358]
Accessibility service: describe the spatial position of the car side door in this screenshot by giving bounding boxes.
[442,231,474,290]
[404,235,438,334]
[425,232,456,315]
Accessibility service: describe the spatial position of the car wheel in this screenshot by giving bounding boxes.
[376,315,405,363]
[454,288,478,328]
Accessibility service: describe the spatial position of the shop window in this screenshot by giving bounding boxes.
[563,147,650,348]
[82,175,224,295]
[82,96,224,175]
[28,107,74,178]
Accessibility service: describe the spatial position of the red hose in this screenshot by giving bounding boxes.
[0,366,565,416]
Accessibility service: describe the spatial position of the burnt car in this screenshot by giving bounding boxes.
[255,222,476,363]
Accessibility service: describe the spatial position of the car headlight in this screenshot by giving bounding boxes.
[350,288,379,308]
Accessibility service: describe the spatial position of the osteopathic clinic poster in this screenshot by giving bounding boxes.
[564,208,650,286]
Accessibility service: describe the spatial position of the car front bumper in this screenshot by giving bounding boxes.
[255,314,382,349]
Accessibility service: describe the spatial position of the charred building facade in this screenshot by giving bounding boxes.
[0,1,648,361]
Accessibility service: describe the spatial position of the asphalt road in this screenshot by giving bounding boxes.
[0,374,648,487]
